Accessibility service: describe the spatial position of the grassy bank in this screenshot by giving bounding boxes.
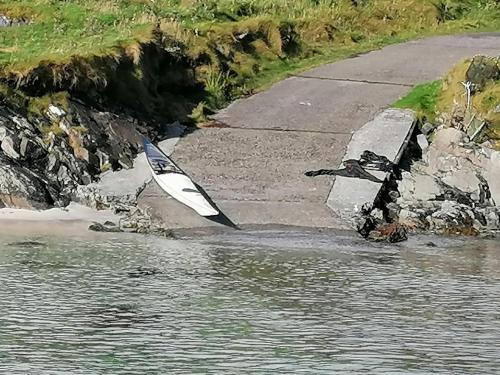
[1,0,499,122]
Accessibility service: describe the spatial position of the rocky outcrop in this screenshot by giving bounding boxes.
[394,127,500,234]
[0,101,156,209]
[358,126,500,238]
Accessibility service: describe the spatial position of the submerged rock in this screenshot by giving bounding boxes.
[88,222,123,233]
[7,240,47,248]
[127,266,162,278]
[368,223,408,243]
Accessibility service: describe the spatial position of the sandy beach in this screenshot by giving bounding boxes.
[0,203,119,236]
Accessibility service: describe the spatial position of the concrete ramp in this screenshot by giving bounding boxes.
[134,34,499,229]
[327,109,416,220]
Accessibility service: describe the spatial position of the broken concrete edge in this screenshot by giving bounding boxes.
[327,108,417,223]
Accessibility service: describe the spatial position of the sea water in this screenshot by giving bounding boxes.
[1,230,500,374]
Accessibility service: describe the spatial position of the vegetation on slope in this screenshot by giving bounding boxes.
[0,0,499,123]
[395,55,500,147]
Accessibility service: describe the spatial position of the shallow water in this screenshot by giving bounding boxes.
[1,230,500,374]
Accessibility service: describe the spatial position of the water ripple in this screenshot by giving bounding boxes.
[0,232,499,374]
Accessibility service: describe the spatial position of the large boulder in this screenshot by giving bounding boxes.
[398,171,442,202]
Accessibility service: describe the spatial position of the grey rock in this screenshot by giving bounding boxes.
[47,105,66,120]
[0,126,7,142]
[481,140,495,149]
[1,136,20,159]
[417,134,429,151]
[57,165,72,185]
[432,128,466,151]
[441,170,482,195]
[355,215,378,238]
[484,151,500,206]
[386,202,401,222]
[371,208,384,221]
[47,153,60,172]
[19,137,29,157]
[486,209,500,229]
[11,116,34,131]
[88,222,123,233]
[421,122,436,136]
[80,172,92,186]
[398,172,442,202]
[388,190,400,202]
[0,15,28,27]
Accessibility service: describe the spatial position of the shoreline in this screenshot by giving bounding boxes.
[0,203,119,236]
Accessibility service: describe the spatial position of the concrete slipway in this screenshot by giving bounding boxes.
[136,33,500,229]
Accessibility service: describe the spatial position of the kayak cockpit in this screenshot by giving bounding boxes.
[150,160,183,175]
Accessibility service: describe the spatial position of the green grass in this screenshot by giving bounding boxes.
[0,0,499,122]
[1,0,499,75]
[394,80,442,121]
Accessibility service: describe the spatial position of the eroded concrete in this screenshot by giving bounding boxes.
[327,109,416,220]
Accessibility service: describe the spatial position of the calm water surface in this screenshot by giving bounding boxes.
[1,229,500,374]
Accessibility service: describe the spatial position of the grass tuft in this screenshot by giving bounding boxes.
[394,81,442,121]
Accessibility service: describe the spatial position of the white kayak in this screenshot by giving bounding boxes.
[143,138,219,217]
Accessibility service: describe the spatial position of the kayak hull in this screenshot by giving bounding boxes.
[151,172,219,217]
[143,138,219,217]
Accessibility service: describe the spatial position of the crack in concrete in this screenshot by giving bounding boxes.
[141,194,318,204]
[293,75,414,87]
[206,124,354,135]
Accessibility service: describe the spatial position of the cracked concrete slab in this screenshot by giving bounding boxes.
[327,109,416,219]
